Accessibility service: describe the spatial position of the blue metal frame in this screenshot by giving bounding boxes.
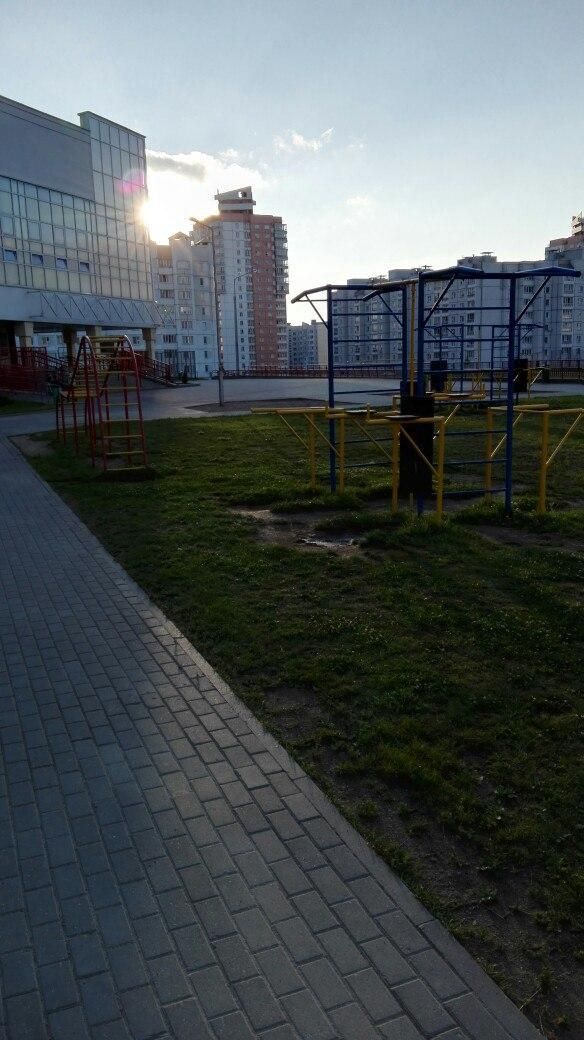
[414,264,579,513]
[293,265,579,510]
[292,281,411,491]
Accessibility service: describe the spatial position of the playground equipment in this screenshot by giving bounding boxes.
[290,264,581,515]
[56,335,147,471]
[254,394,583,517]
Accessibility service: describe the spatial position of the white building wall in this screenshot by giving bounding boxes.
[151,234,217,378]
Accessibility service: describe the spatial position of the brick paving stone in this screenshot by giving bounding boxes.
[280,990,337,1040]
[236,975,285,1030]
[300,958,352,1010]
[0,436,543,1040]
[394,979,456,1035]
[190,964,238,1017]
[255,946,303,996]
[214,935,258,982]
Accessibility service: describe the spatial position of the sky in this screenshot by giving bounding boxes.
[3,0,584,320]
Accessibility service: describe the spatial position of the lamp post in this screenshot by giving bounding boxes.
[233,272,246,375]
[190,216,224,406]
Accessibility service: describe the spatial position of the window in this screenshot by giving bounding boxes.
[161,289,174,299]
[56,257,67,269]
[163,334,177,344]
[79,262,90,273]
[3,248,17,262]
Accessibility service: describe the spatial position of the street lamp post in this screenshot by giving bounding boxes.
[233,272,245,375]
[190,216,224,407]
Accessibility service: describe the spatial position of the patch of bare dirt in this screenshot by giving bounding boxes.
[477,524,584,553]
[11,434,54,457]
[233,507,361,556]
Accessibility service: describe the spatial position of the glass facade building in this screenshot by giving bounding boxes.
[0,95,159,354]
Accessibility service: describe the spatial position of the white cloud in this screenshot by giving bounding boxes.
[144,148,268,242]
[274,128,334,154]
[346,194,372,209]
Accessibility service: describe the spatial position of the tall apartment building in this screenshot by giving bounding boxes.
[415,245,583,367]
[0,94,159,360]
[287,320,327,369]
[152,233,217,377]
[196,187,288,371]
[331,277,393,367]
[330,220,584,371]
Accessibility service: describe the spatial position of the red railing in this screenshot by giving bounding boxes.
[0,363,50,395]
[135,354,174,383]
[223,364,402,379]
[224,362,584,382]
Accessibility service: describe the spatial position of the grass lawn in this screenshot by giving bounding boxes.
[30,399,584,1037]
[0,395,52,415]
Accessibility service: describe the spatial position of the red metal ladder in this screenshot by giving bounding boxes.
[97,336,148,470]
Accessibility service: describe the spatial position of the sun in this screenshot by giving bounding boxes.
[142,171,203,244]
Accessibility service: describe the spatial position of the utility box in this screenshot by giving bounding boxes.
[513,358,529,393]
[398,394,435,497]
[430,359,448,392]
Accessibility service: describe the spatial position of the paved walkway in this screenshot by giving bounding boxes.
[0,435,542,1040]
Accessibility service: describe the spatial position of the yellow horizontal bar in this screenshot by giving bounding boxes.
[251,406,327,415]
[546,412,583,467]
[489,403,550,412]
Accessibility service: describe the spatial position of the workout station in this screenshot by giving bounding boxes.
[255,265,584,517]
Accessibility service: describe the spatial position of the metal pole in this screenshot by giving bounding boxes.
[490,326,495,400]
[409,283,416,396]
[191,217,223,406]
[416,275,425,397]
[538,410,549,514]
[391,423,399,513]
[485,407,493,497]
[436,418,445,520]
[401,286,408,391]
[326,285,336,491]
[516,325,522,403]
[504,277,517,514]
[460,324,464,392]
[210,231,224,406]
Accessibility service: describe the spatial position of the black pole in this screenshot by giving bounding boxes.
[504,278,517,515]
[416,275,425,396]
[400,286,408,392]
[326,285,336,492]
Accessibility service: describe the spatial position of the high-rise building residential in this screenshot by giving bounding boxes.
[287,320,328,369]
[195,187,288,371]
[331,277,393,367]
[331,222,584,371]
[0,94,159,361]
[152,233,217,377]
